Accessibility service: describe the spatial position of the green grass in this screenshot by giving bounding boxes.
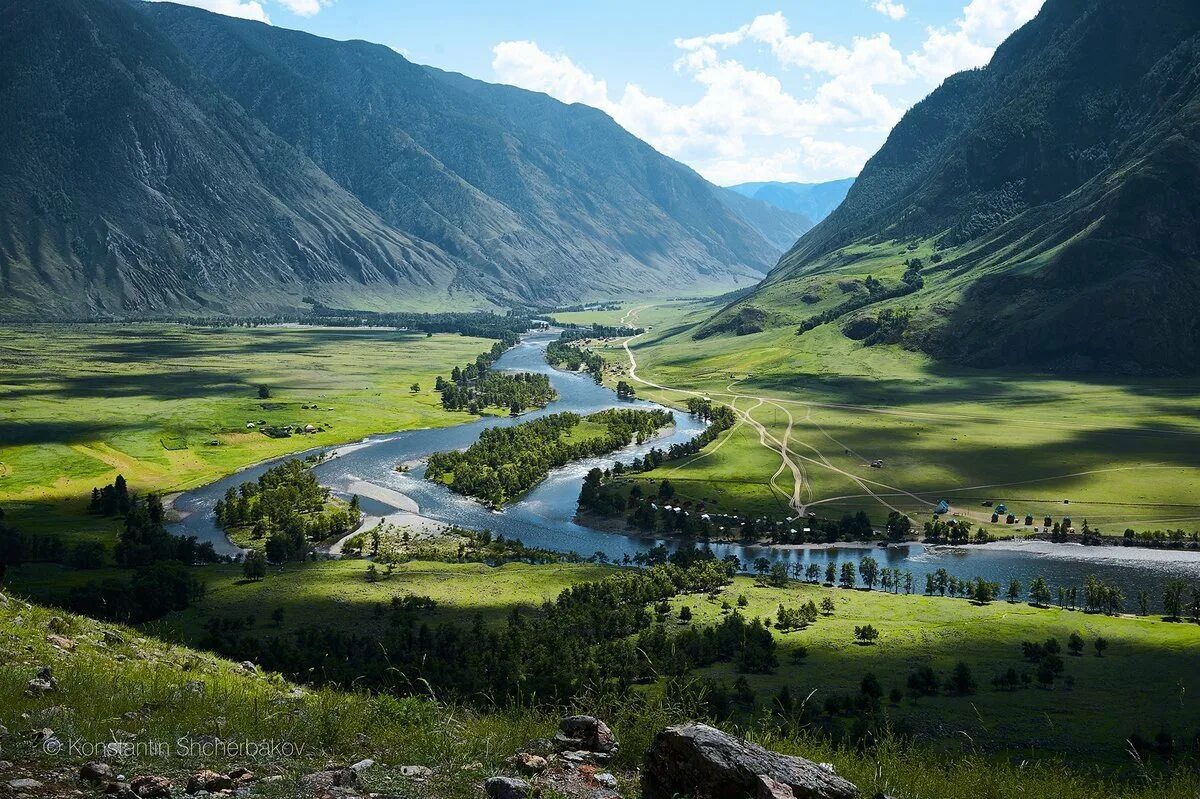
[604,301,1200,531]
[4,577,1199,798]
[0,324,493,544]
[670,575,1200,764]
[151,559,615,642]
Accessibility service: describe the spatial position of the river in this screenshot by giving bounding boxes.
[171,331,1200,610]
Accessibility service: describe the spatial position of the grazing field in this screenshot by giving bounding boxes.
[151,559,614,642]
[673,575,1200,764]
[597,303,1200,534]
[0,324,493,542]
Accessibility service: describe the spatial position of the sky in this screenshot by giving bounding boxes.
[152,0,1045,185]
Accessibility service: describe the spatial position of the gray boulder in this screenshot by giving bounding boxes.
[642,723,860,799]
[554,715,619,756]
[484,775,529,799]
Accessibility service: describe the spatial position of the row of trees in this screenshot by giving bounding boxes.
[427,409,674,506]
[437,370,555,414]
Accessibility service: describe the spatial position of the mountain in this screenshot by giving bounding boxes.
[0,0,788,318]
[726,178,854,224]
[708,0,1200,374]
[713,187,813,252]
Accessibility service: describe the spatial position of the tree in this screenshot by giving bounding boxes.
[839,561,856,589]
[1094,637,1108,657]
[907,666,939,696]
[410,383,421,393]
[1028,576,1052,607]
[257,384,272,399]
[679,606,693,623]
[271,607,285,626]
[824,563,836,585]
[859,556,879,590]
[885,511,912,542]
[365,563,379,583]
[1163,580,1186,619]
[1067,632,1084,656]
[854,624,879,644]
[754,557,771,577]
[242,550,267,581]
[821,597,835,616]
[947,661,976,695]
[1006,580,1022,603]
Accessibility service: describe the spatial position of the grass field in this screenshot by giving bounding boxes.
[138,557,1200,765]
[150,559,614,642]
[0,324,492,544]
[675,575,1200,764]
[6,589,1200,799]
[597,301,1200,534]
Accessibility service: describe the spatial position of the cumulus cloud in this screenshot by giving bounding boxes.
[276,0,333,17]
[146,0,270,22]
[872,1,908,21]
[909,0,1043,81]
[491,0,1044,183]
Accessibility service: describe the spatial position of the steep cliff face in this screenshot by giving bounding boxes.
[0,0,795,317]
[715,0,1200,373]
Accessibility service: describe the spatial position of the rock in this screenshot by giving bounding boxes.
[554,716,618,756]
[27,666,57,695]
[397,765,432,780]
[228,767,253,782]
[484,776,529,799]
[48,615,69,633]
[239,661,256,673]
[533,762,623,799]
[129,775,172,797]
[103,630,125,646]
[348,759,374,774]
[642,723,860,799]
[81,762,116,782]
[298,767,358,798]
[8,779,43,790]
[0,724,8,737]
[0,761,12,771]
[511,752,547,774]
[47,634,76,651]
[187,769,233,793]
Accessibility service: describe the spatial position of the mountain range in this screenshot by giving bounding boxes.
[0,0,808,317]
[726,179,854,225]
[706,0,1200,374]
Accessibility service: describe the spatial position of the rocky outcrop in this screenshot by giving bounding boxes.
[642,723,861,799]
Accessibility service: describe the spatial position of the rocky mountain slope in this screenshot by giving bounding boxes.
[0,0,799,318]
[711,0,1200,374]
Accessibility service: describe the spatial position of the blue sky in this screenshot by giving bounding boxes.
[156,0,1045,184]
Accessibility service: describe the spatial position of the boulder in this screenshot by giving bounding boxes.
[187,769,233,793]
[129,775,172,797]
[642,723,859,799]
[8,778,44,791]
[511,752,548,774]
[80,762,116,782]
[554,716,618,756]
[484,776,529,799]
[534,762,622,799]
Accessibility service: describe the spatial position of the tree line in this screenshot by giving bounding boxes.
[427,408,674,506]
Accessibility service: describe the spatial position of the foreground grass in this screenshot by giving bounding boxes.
[605,302,1200,532]
[0,324,491,544]
[2,590,1198,798]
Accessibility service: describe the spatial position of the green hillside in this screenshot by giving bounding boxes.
[708,0,1200,374]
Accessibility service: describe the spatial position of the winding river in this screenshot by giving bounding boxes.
[171,331,1200,610]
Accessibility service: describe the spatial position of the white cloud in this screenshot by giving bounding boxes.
[146,0,270,23]
[491,1,1045,183]
[872,1,908,21]
[276,0,333,17]
[909,0,1043,81]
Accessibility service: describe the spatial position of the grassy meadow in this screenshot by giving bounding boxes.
[5,589,1200,799]
[595,301,1200,533]
[0,324,492,544]
[123,552,1200,767]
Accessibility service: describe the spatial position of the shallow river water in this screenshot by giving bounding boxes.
[171,331,1200,610]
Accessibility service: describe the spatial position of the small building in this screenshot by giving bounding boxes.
[934,499,950,515]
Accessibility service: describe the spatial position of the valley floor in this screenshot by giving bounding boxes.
[594,301,1200,536]
[0,324,492,546]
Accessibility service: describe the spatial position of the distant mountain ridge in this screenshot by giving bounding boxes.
[726,179,854,224]
[708,0,1200,374]
[0,0,804,317]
